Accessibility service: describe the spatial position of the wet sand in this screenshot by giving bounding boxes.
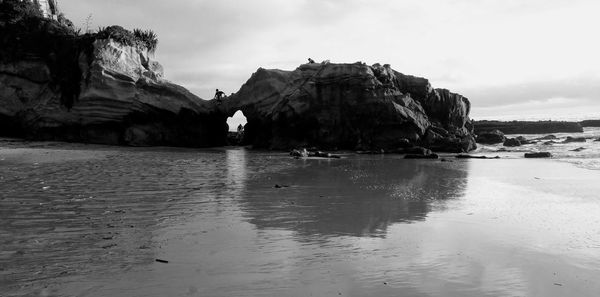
[1,143,600,297]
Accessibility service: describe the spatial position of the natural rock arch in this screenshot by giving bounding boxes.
[219,63,476,152]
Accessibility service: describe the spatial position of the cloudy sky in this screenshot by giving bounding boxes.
[60,0,600,120]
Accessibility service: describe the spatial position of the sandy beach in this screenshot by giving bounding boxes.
[1,141,599,297]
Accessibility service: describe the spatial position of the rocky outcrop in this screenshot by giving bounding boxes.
[0,19,226,146]
[222,62,476,152]
[562,136,586,143]
[476,129,506,144]
[503,138,522,147]
[525,152,552,158]
[504,136,531,147]
[474,120,583,134]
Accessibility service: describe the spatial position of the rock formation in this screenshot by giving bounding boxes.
[476,129,506,144]
[524,152,552,158]
[0,15,226,146]
[1,2,477,151]
[222,62,476,152]
[562,136,586,143]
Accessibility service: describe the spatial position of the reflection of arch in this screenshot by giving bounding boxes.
[238,157,470,240]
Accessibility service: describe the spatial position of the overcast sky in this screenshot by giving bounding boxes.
[60,0,600,120]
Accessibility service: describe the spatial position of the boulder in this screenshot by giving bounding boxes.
[223,62,476,152]
[503,138,522,147]
[290,148,309,158]
[539,135,557,140]
[524,152,552,158]
[563,137,586,143]
[477,130,506,144]
[455,155,500,159]
[515,136,531,144]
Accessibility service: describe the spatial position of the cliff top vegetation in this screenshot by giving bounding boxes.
[0,0,158,55]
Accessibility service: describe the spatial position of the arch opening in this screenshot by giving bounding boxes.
[226,110,248,146]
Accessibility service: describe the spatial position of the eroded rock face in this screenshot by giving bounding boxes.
[0,39,226,146]
[223,62,476,152]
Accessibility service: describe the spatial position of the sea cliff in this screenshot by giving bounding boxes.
[0,11,226,147]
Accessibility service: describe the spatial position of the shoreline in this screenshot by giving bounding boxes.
[2,148,599,296]
[1,137,598,172]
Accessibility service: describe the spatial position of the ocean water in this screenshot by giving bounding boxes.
[475,127,600,170]
[1,140,600,296]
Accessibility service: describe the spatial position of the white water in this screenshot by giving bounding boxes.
[475,127,600,170]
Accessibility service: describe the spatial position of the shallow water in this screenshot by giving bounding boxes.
[476,127,600,170]
[1,143,600,297]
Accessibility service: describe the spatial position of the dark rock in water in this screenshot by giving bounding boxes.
[570,147,586,152]
[503,138,522,147]
[596,138,600,142]
[455,155,500,159]
[538,135,557,140]
[563,137,586,143]
[515,136,531,144]
[405,154,439,159]
[290,149,309,158]
[222,62,476,152]
[474,120,583,134]
[476,130,506,144]
[524,152,552,158]
[290,148,340,159]
[543,141,556,145]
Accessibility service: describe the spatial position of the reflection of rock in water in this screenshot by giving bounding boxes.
[226,149,248,192]
[240,157,469,238]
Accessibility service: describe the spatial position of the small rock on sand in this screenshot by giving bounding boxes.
[405,154,439,159]
[524,152,552,158]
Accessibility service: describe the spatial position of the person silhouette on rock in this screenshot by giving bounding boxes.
[214,89,225,103]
